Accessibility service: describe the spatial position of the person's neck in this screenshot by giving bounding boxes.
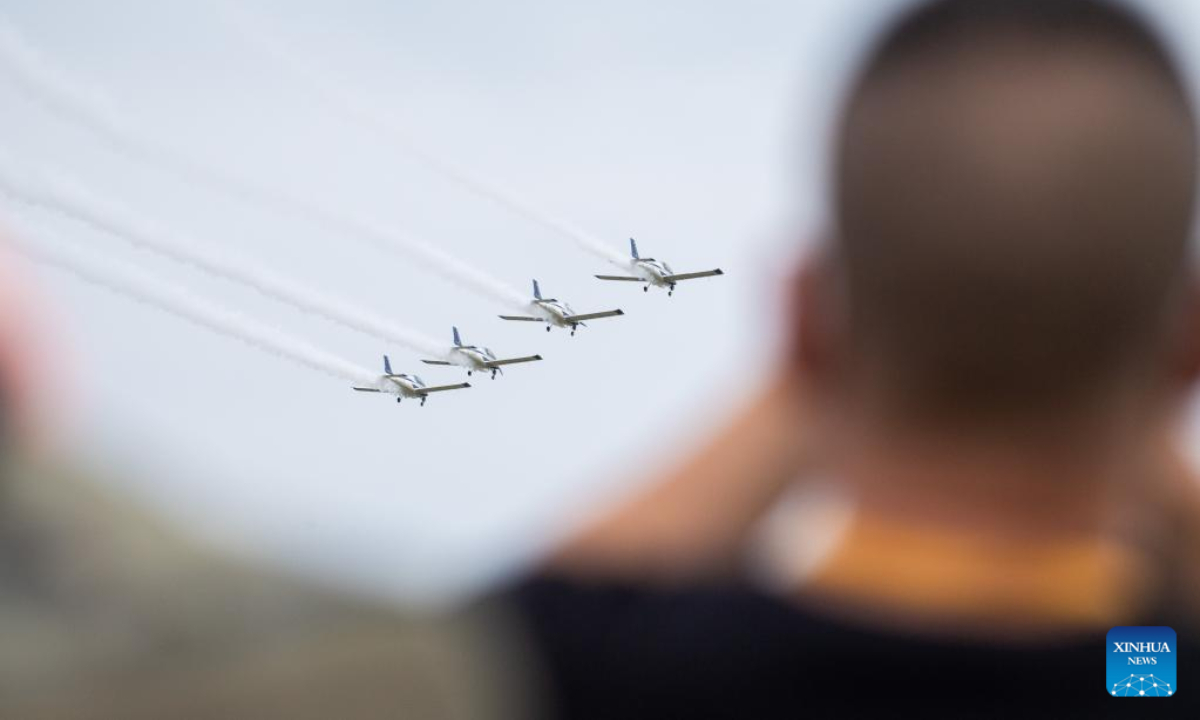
[837,411,1161,542]
[799,413,1171,635]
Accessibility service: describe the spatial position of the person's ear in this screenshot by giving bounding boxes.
[790,247,846,387]
[1169,271,1200,387]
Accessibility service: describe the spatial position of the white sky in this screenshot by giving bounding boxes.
[1,0,1196,605]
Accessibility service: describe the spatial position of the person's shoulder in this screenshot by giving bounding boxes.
[508,573,1200,719]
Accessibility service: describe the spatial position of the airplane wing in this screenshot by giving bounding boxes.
[663,269,724,282]
[595,275,642,281]
[416,382,471,395]
[564,309,625,322]
[485,354,543,368]
[421,359,454,366]
[352,387,382,393]
[498,315,543,322]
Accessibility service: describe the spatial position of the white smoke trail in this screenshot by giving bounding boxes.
[6,222,381,388]
[0,18,530,309]
[0,163,448,358]
[219,5,633,269]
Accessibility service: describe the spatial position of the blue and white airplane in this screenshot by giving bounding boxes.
[595,238,724,296]
[353,356,471,406]
[499,280,624,335]
[421,327,543,379]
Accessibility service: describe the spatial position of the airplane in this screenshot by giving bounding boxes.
[595,238,724,296]
[352,355,471,406]
[421,326,543,379]
[499,280,625,335]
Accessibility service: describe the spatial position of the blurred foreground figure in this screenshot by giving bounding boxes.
[0,242,525,718]
[514,1,1200,716]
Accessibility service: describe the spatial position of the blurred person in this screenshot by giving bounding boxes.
[547,372,813,582]
[0,231,529,719]
[511,0,1200,717]
[0,236,48,447]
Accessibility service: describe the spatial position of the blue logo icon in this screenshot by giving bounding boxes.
[1108,626,1176,697]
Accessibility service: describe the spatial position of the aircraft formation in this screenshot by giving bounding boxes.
[0,15,725,409]
[356,238,724,406]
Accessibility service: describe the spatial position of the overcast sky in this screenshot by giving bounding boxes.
[1,0,1196,605]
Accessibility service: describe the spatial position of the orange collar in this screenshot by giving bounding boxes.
[804,510,1152,631]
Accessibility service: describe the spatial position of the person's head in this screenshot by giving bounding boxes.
[798,0,1198,445]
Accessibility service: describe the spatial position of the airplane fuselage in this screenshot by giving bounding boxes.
[630,259,676,288]
[379,374,427,399]
[447,345,497,373]
[595,240,721,295]
[531,299,580,329]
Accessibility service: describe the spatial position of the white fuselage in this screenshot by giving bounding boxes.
[630,258,675,288]
[531,299,578,329]
[379,374,426,399]
[446,344,497,373]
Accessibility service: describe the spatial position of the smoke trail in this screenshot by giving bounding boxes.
[0,163,448,358]
[219,5,632,268]
[6,222,381,388]
[0,19,530,309]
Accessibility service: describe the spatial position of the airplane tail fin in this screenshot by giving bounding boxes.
[630,238,640,260]
[452,326,463,347]
[383,355,393,375]
[532,279,542,300]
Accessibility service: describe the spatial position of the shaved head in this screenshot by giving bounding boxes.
[829,0,1197,423]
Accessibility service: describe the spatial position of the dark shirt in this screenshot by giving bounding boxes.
[512,576,1197,719]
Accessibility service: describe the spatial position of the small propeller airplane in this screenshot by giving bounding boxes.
[353,356,471,406]
[499,280,624,335]
[595,238,724,296]
[421,327,543,379]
